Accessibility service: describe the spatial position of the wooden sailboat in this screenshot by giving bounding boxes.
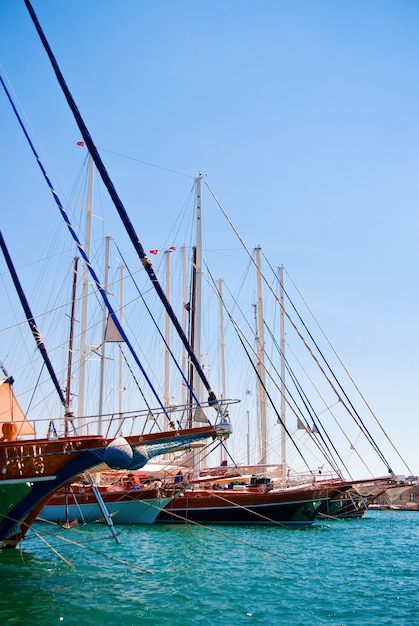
[155,185,408,524]
[38,242,177,526]
[39,472,173,526]
[12,1,338,528]
[151,188,345,526]
[12,1,407,532]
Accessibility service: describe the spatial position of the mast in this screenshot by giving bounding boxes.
[188,246,197,426]
[98,234,111,434]
[217,278,226,401]
[279,265,286,481]
[64,256,79,435]
[193,175,204,420]
[78,155,94,425]
[218,278,227,464]
[255,246,267,465]
[164,248,172,430]
[247,409,251,465]
[181,244,188,413]
[118,264,124,426]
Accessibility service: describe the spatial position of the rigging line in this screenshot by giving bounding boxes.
[158,509,287,560]
[283,266,413,475]
[283,360,349,477]
[117,347,158,434]
[25,362,45,421]
[97,147,194,179]
[0,231,71,417]
[249,306,344,475]
[267,267,389,469]
[0,67,73,212]
[113,241,204,415]
[204,264,315,470]
[212,435,238,467]
[1,290,78,329]
[24,0,217,408]
[263,255,396,473]
[54,533,153,573]
[190,437,235,468]
[204,261,330,471]
[211,278,313,472]
[286,342,375,477]
[219,257,256,338]
[0,75,173,425]
[263,322,349,477]
[317,512,345,521]
[30,528,74,567]
[204,179,394,469]
[235,332,307,469]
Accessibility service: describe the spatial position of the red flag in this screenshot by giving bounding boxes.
[169,246,176,251]
[77,141,84,146]
[149,249,158,255]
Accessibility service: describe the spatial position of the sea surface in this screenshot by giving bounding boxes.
[0,510,418,625]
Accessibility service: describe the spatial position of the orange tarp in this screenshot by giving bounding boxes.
[0,378,36,437]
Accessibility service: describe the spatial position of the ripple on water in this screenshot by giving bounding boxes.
[0,511,418,625]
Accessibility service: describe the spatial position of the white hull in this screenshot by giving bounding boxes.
[39,496,172,525]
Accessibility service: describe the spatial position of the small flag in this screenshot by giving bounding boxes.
[169,246,176,251]
[77,141,84,146]
[149,249,158,255]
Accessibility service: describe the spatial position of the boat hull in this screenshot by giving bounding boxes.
[0,436,109,547]
[40,487,171,525]
[317,478,394,520]
[157,485,334,526]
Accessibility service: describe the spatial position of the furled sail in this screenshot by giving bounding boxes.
[0,377,35,438]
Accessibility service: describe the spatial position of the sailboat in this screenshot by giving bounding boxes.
[39,472,174,526]
[145,183,344,526]
[37,166,176,527]
[0,4,233,544]
[7,1,336,528]
[154,180,407,525]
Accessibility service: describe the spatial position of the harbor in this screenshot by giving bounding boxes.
[1,2,418,625]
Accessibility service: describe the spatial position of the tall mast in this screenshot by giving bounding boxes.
[218,278,227,464]
[279,265,286,480]
[78,155,94,425]
[193,175,203,417]
[181,244,188,413]
[217,278,226,401]
[255,246,267,465]
[65,256,79,435]
[246,409,251,465]
[164,248,172,429]
[118,264,124,425]
[98,234,111,434]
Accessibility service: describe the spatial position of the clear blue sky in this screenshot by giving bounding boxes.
[0,1,418,479]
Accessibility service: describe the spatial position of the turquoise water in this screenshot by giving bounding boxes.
[0,510,418,625]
